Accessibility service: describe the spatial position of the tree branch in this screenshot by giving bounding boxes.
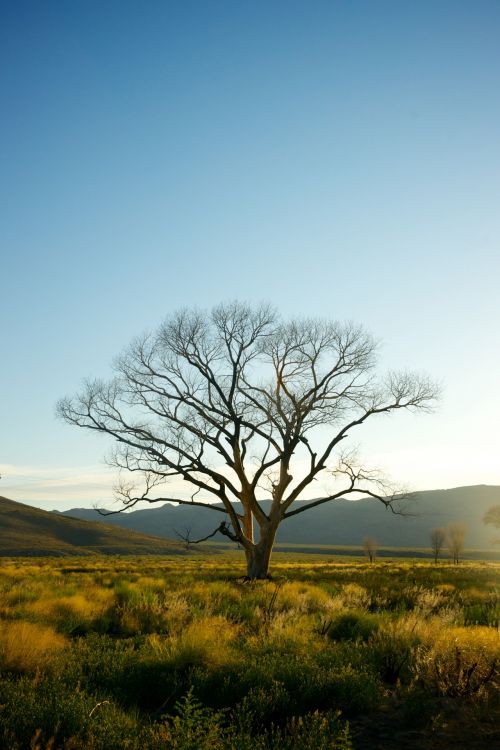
[174,521,240,546]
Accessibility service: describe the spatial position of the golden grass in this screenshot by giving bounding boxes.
[278,581,332,614]
[434,625,500,656]
[339,583,370,610]
[149,615,241,669]
[28,588,115,632]
[0,620,67,672]
[415,625,500,697]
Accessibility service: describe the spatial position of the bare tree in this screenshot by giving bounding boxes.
[430,527,446,564]
[363,536,377,563]
[447,522,466,564]
[57,302,439,579]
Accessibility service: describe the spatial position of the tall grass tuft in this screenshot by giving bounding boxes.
[0,621,66,672]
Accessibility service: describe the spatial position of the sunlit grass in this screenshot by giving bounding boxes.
[149,615,241,671]
[0,555,498,749]
[0,621,67,672]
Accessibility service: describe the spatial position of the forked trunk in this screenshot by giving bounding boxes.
[245,525,277,579]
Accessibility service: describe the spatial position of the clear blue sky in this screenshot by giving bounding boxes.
[1,1,499,508]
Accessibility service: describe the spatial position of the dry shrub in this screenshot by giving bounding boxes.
[414,589,461,625]
[339,584,370,610]
[415,626,499,698]
[0,621,66,672]
[117,590,190,635]
[415,588,449,615]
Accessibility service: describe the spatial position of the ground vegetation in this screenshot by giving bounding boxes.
[0,555,498,749]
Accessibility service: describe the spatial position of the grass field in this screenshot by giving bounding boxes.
[0,553,498,749]
[206,541,500,560]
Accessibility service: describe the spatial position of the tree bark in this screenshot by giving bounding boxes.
[245,526,277,579]
[243,509,254,544]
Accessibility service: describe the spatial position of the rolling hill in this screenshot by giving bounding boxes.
[59,485,500,551]
[0,496,190,556]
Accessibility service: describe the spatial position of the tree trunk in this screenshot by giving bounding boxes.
[243,509,254,544]
[245,526,277,579]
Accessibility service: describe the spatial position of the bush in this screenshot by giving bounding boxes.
[463,598,499,627]
[150,690,227,750]
[415,627,499,698]
[149,690,353,750]
[368,626,419,684]
[0,672,95,749]
[269,711,352,750]
[326,611,380,642]
[0,621,66,672]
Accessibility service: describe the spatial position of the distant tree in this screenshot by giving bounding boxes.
[57,302,439,579]
[447,522,466,564]
[430,527,446,564]
[363,536,377,563]
[174,526,194,550]
[483,505,500,544]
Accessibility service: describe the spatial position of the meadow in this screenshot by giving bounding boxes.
[0,554,498,749]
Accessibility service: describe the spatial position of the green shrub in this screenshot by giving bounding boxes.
[368,628,419,684]
[268,711,352,750]
[317,665,381,715]
[0,671,140,750]
[150,690,227,750]
[235,681,291,730]
[148,690,353,750]
[463,600,499,627]
[326,611,380,642]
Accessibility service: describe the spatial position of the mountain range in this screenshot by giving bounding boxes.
[58,485,500,552]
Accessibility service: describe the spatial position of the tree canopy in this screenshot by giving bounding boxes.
[58,302,439,578]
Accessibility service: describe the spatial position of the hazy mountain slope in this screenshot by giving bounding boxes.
[60,485,500,550]
[0,496,190,556]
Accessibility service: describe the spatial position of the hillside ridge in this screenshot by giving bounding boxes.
[0,495,189,557]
